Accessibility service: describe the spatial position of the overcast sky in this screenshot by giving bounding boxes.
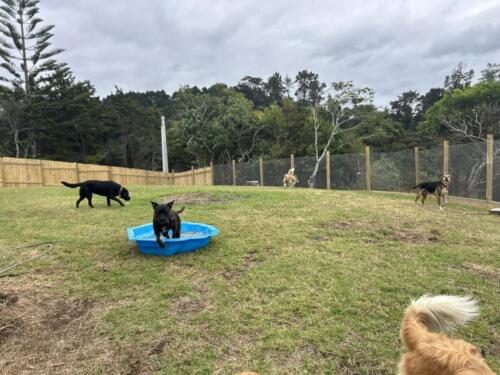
[41,0,500,106]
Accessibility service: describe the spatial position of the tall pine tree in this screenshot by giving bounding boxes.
[0,0,68,156]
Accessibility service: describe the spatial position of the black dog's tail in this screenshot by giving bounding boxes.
[176,207,186,214]
[409,184,422,192]
[61,181,82,188]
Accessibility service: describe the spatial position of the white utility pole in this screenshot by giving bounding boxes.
[161,116,169,172]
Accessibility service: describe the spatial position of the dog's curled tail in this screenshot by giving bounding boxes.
[61,181,83,188]
[400,295,479,350]
[176,207,186,214]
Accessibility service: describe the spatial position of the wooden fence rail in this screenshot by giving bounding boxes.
[0,157,212,187]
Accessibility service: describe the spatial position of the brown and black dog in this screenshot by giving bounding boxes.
[413,174,451,210]
[398,295,495,375]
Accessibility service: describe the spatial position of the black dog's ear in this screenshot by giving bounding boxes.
[151,201,158,209]
[166,200,174,208]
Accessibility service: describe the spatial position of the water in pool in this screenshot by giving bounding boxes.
[137,231,206,240]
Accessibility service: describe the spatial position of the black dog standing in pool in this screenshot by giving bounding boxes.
[151,200,185,248]
[61,180,131,208]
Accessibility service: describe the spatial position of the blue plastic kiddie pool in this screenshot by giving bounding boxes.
[127,222,219,256]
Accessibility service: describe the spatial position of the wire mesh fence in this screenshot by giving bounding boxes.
[419,146,443,182]
[213,138,500,202]
[448,142,486,200]
[213,163,233,186]
[263,158,289,187]
[371,149,415,192]
[236,160,260,185]
[494,140,500,202]
[331,153,366,190]
[295,156,326,189]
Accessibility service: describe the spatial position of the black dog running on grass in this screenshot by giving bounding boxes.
[151,200,185,248]
[61,180,131,208]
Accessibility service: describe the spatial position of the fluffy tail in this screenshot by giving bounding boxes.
[176,207,185,214]
[61,181,82,188]
[400,295,479,350]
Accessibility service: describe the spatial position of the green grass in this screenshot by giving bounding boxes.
[0,186,499,374]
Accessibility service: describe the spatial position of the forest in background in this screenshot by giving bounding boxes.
[1,0,499,173]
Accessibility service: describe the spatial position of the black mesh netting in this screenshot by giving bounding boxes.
[212,139,495,201]
[235,160,260,185]
[263,158,290,186]
[448,142,486,200]
[331,153,366,190]
[419,146,443,182]
[492,140,500,202]
[370,149,415,192]
[294,156,326,189]
[213,163,233,185]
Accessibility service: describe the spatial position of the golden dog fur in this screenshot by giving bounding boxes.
[398,295,495,375]
[283,168,298,188]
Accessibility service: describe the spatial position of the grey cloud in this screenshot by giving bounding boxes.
[40,0,500,105]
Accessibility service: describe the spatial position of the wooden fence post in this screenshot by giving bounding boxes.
[443,140,449,175]
[365,146,371,191]
[290,154,295,170]
[414,146,420,185]
[232,160,236,186]
[326,151,331,190]
[107,166,113,181]
[210,162,214,186]
[144,170,149,185]
[191,166,195,185]
[0,158,5,187]
[486,134,494,202]
[259,157,264,187]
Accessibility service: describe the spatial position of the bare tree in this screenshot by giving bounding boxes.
[0,96,29,157]
[307,81,374,188]
[442,102,500,195]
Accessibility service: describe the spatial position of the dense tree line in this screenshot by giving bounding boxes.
[1,1,499,176]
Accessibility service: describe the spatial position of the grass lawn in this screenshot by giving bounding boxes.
[0,186,499,374]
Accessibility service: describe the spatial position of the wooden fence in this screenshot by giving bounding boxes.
[0,157,212,187]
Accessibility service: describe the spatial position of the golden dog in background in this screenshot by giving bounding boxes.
[283,168,298,188]
[399,295,495,375]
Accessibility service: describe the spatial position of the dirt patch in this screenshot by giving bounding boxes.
[314,220,440,245]
[0,292,18,306]
[361,224,440,245]
[449,262,500,281]
[222,250,263,282]
[0,280,155,375]
[386,227,440,244]
[316,221,354,230]
[242,250,262,268]
[159,192,239,205]
[171,295,208,315]
[43,298,94,330]
[149,335,173,356]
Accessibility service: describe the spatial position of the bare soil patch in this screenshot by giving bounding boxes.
[314,220,440,245]
[449,262,500,282]
[0,279,156,375]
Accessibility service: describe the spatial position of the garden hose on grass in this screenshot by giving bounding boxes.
[0,242,55,277]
